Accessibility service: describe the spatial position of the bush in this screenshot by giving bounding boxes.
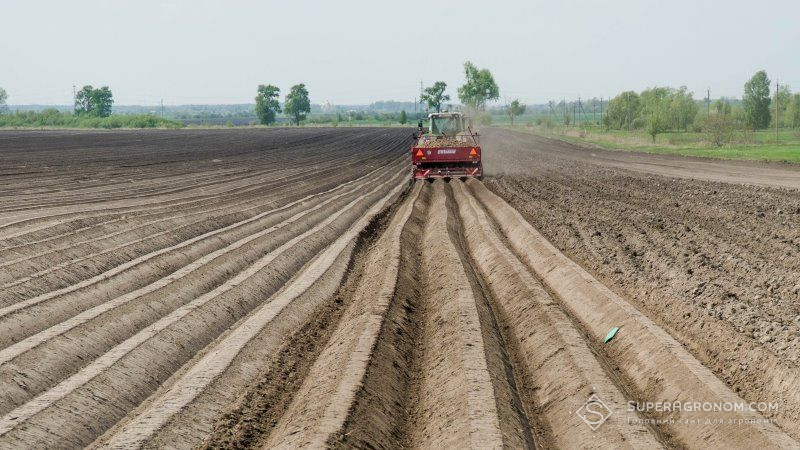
[0,110,182,129]
[701,114,737,147]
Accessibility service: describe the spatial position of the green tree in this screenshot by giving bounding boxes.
[421,81,450,113]
[74,85,113,117]
[790,94,800,128]
[91,86,113,117]
[775,84,792,127]
[284,83,311,126]
[669,86,698,131]
[703,114,736,147]
[507,99,526,126]
[0,87,7,113]
[638,87,671,140]
[457,61,499,110]
[645,105,668,143]
[74,85,94,115]
[255,84,281,125]
[604,91,641,130]
[743,70,771,129]
[398,110,407,124]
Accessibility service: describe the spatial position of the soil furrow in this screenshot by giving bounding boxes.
[0,170,405,417]
[0,158,403,305]
[468,179,798,449]
[451,180,664,448]
[94,172,408,449]
[0,161,401,344]
[0,165,404,448]
[0,129,404,239]
[0,164,314,261]
[0,129,378,211]
[402,182,506,449]
[257,183,421,449]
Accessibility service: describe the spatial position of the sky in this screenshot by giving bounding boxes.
[2,0,799,106]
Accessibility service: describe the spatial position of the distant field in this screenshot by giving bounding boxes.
[505,124,800,163]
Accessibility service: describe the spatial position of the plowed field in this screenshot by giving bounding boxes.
[1,128,797,449]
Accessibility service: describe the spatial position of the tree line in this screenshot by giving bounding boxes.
[255,61,506,127]
[0,85,179,128]
[603,70,800,144]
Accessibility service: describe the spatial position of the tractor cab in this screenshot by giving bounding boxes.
[428,112,466,137]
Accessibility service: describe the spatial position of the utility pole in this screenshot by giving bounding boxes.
[160,99,164,118]
[72,85,76,109]
[626,96,631,131]
[776,79,779,143]
[414,96,417,121]
[573,99,576,127]
[707,88,710,116]
[419,80,424,120]
[600,97,604,125]
[549,101,559,122]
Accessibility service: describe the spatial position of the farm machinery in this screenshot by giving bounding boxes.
[411,112,482,180]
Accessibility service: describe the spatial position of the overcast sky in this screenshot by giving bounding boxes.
[2,0,799,105]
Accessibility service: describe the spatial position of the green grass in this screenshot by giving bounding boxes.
[0,110,183,129]
[504,124,800,164]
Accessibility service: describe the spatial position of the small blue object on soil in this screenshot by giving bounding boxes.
[604,327,620,343]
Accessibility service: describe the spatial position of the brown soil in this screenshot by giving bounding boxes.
[3,128,799,449]
[0,129,412,448]
[483,128,800,441]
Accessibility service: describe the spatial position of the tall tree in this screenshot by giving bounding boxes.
[507,99,526,125]
[669,86,698,131]
[284,84,311,125]
[0,87,7,113]
[398,110,407,124]
[603,91,641,130]
[421,81,450,113]
[74,85,94,115]
[74,85,113,117]
[743,70,771,129]
[255,84,281,125]
[457,61,499,110]
[91,86,113,117]
[646,104,668,143]
[790,94,800,129]
[775,84,792,127]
